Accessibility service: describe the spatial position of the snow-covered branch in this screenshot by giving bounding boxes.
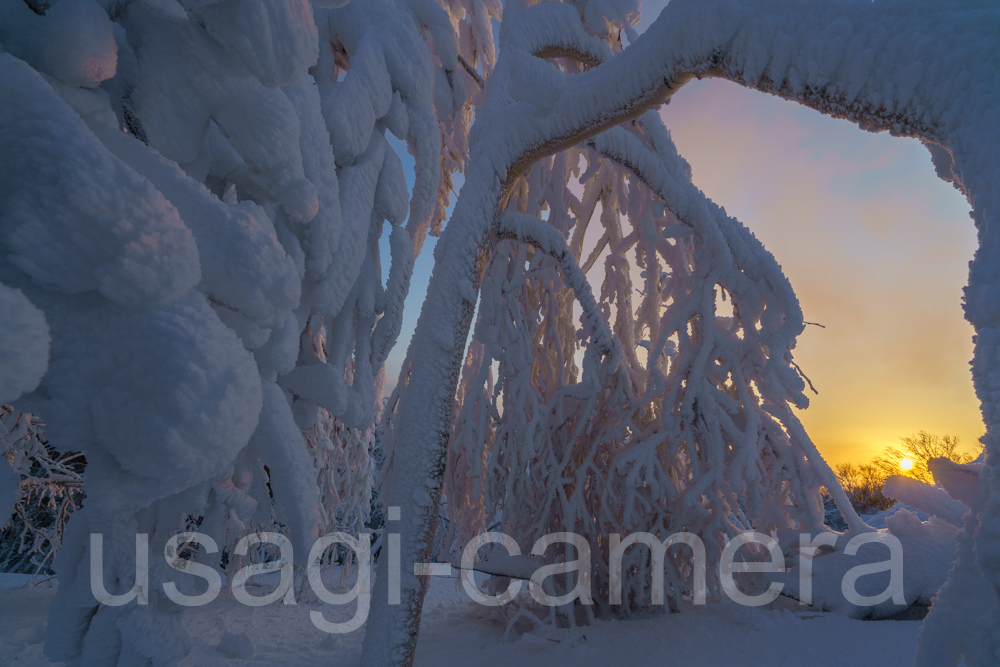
[497,212,616,359]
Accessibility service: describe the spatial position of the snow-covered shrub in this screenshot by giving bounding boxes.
[0,407,85,575]
[834,462,896,514]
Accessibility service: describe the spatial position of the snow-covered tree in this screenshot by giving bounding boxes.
[366,0,1000,664]
[2,0,998,665]
[0,0,466,661]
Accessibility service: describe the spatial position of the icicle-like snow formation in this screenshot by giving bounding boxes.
[1,0,462,662]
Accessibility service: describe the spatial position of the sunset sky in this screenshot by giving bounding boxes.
[384,11,985,467]
[658,79,982,465]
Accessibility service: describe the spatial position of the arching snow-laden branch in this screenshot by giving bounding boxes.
[442,108,872,626]
[367,0,1000,664]
[0,0,468,662]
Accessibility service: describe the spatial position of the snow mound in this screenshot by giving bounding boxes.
[882,475,968,527]
[217,630,256,660]
[863,502,931,530]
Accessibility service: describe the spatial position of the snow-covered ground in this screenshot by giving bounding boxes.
[0,572,928,667]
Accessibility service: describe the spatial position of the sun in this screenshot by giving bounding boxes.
[900,458,915,471]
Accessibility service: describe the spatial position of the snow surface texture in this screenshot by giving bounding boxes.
[367,0,1000,664]
[0,571,928,667]
[0,570,921,667]
[216,630,255,660]
[0,0,469,662]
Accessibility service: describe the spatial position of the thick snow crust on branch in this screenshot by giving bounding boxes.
[0,0,468,662]
[0,285,49,405]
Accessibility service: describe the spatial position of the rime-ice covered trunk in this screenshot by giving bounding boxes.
[361,156,496,666]
[363,27,663,667]
[365,0,1000,663]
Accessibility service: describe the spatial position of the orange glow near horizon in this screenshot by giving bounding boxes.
[659,80,985,467]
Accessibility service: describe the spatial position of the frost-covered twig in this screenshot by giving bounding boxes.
[0,408,84,577]
[497,212,617,359]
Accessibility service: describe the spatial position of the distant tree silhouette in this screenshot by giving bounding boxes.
[874,431,979,484]
[833,462,895,514]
